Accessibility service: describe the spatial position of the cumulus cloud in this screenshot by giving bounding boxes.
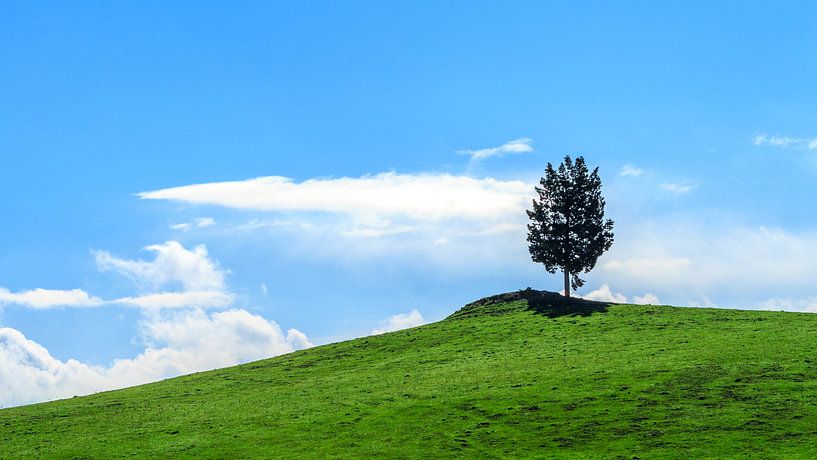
[139,173,532,223]
[371,310,426,335]
[95,241,226,292]
[2,241,234,312]
[0,288,103,309]
[753,134,817,150]
[0,327,107,407]
[456,137,534,162]
[620,164,645,177]
[580,284,627,303]
[0,309,311,408]
[575,285,659,305]
[632,293,660,305]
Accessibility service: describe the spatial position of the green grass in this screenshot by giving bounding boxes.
[2,290,817,458]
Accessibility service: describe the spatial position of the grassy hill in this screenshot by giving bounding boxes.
[2,289,817,458]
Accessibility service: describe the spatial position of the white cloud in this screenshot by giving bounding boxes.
[620,164,645,177]
[139,173,532,223]
[285,328,313,348]
[753,134,817,150]
[95,241,226,292]
[757,297,817,312]
[632,293,660,305]
[580,284,627,303]
[0,288,103,309]
[574,285,659,305]
[598,223,817,309]
[0,327,107,408]
[371,310,426,335]
[457,137,534,162]
[138,174,537,272]
[170,217,216,232]
[0,288,233,312]
[3,241,234,312]
[0,309,311,408]
[660,182,694,194]
[195,217,216,228]
[603,257,693,280]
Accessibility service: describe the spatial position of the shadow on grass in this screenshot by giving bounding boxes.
[522,288,610,317]
[458,288,610,318]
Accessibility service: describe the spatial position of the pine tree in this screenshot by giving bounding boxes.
[526,155,614,298]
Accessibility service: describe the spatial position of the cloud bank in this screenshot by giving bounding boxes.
[598,224,817,307]
[0,241,313,408]
[0,309,311,407]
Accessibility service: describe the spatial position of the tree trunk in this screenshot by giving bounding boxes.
[563,269,570,298]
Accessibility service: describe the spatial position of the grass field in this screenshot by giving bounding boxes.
[2,289,817,458]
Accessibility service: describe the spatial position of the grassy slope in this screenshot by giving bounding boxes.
[2,291,817,458]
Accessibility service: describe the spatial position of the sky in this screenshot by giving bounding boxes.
[2,1,817,407]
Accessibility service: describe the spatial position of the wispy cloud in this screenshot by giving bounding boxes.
[139,173,531,223]
[456,138,534,162]
[620,164,645,177]
[660,182,694,194]
[170,217,216,232]
[0,288,103,309]
[753,134,817,150]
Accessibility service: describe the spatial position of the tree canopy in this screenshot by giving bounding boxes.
[526,155,614,298]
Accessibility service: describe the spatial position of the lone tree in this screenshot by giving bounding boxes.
[526,155,614,298]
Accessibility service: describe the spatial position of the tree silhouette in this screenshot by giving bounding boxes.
[526,155,614,298]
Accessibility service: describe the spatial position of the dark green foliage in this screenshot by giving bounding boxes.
[527,156,614,295]
[2,292,817,458]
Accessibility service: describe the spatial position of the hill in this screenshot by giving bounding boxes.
[2,289,817,457]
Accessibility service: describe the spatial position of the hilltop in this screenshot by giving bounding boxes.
[2,290,817,457]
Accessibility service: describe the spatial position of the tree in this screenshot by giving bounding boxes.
[526,155,614,298]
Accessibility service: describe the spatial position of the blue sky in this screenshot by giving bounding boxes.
[2,1,817,406]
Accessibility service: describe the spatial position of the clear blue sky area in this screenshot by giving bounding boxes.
[2,1,817,406]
